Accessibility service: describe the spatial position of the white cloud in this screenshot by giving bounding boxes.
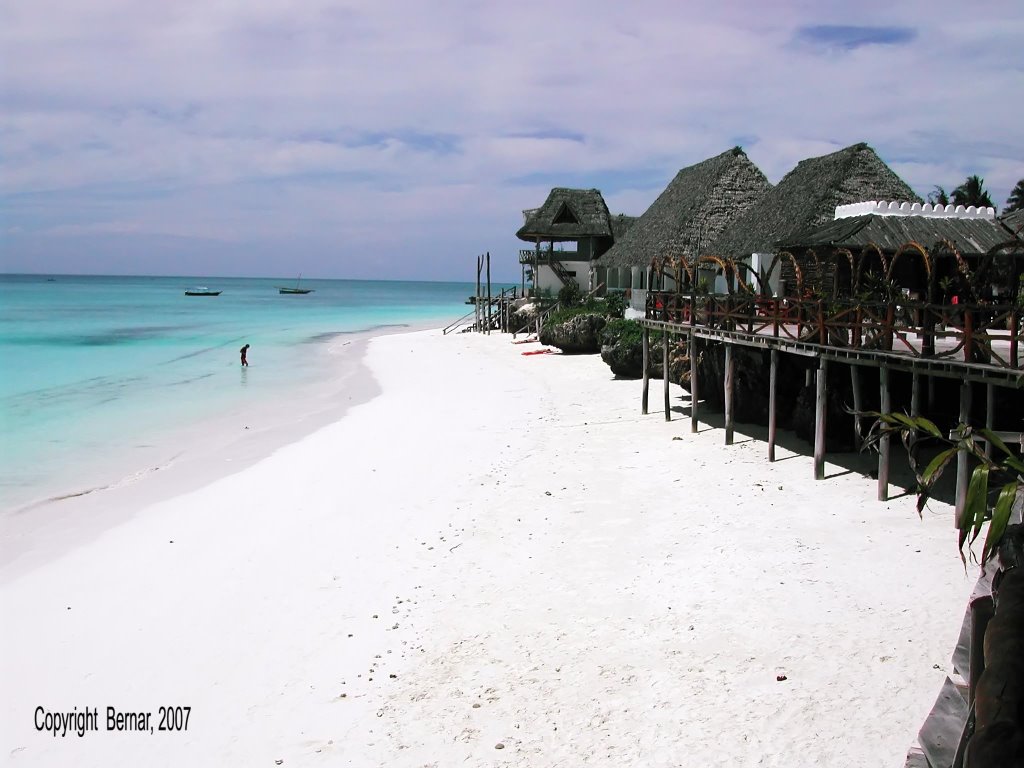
[2,0,1022,280]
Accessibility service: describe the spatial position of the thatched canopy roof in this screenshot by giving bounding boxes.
[711,143,922,258]
[516,188,616,242]
[1001,208,1024,237]
[595,147,771,269]
[782,214,1013,258]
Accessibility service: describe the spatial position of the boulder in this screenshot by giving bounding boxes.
[540,313,607,354]
[599,320,691,381]
[508,300,539,334]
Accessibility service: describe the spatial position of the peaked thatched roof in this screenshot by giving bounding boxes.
[710,142,922,258]
[610,213,638,240]
[595,147,771,268]
[516,188,616,242]
[782,214,1013,257]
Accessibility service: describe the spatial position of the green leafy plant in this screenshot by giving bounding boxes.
[600,318,643,347]
[603,292,627,319]
[557,282,582,307]
[865,414,1023,566]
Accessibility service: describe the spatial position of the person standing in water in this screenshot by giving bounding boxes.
[240,343,250,366]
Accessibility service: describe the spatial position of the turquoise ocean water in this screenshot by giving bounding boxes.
[0,274,484,510]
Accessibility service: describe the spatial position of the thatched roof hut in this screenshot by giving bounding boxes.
[711,142,921,258]
[595,147,771,269]
[516,188,617,243]
[782,212,1012,257]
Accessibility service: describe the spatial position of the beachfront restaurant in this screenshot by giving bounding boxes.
[593,147,770,312]
[515,188,634,297]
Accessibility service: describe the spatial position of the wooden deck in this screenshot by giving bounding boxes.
[636,291,1022,510]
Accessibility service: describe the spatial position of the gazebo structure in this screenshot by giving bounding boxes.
[593,147,771,310]
[710,142,921,297]
[515,188,635,296]
[778,200,1022,304]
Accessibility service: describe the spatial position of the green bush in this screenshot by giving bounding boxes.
[545,304,593,326]
[603,292,627,319]
[558,282,582,307]
[601,318,643,346]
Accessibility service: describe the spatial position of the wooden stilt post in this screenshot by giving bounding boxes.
[689,332,699,433]
[641,326,650,415]
[768,348,778,461]
[663,329,671,421]
[814,357,827,480]
[878,364,891,501]
[910,372,922,454]
[724,343,735,444]
[955,382,972,523]
[485,251,492,335]
[850,364,863,450]
[985,383,995,458]
[475,255,482,331]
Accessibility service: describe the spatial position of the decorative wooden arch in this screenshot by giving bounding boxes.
[853,242,888,294]
[734,260,766,295]
[834,248,856,295]
[886,241,933,301]
[764,251,804,297]
[929,238,977,302]
[650,253,692,292]
[803,247,825,294]
[695,255,746,295]
[649,256,664,291]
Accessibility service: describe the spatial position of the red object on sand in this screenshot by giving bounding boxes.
[522,349,555,356]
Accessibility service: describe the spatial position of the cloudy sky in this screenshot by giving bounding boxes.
[2,0,1022,282]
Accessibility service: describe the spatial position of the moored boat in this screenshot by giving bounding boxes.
[277,275,314,294]
[184,287,222,296]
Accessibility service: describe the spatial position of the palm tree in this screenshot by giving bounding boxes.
[927,186,949,206]
[1005,179,1024,213]
[951,175,995,209]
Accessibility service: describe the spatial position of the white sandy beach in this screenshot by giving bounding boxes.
[1,328,976,767]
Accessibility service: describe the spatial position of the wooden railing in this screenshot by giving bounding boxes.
[519,249,579,264]
[645,291,1023,369]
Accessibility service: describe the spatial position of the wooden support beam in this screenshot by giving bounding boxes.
[955,382,972,524]
[985,383,995,459]
[724,343,735,444]
[641,327,650,415]
[689,332,699,433]
[768,348,778,461]
[663,329,671,421]
[909,372,922,454]
[475,255,482,331]
[850,364,863,451]
[485,251,492,335]
[878,365,891,501]
[814,358,827,480]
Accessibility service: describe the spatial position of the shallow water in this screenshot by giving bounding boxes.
[0,274,485,509]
